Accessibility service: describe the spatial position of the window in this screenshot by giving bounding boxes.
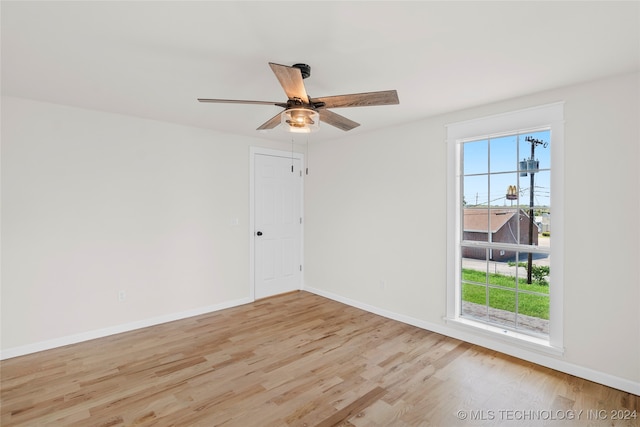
[446,103,564,352]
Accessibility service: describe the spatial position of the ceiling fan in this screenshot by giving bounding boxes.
[198,62,399,133]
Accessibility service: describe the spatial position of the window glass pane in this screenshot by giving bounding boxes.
[463,174,488,208]
[462,254,487,284]
[489,135,518,173]
[515,253,551,289]
[488,288,516,326]
[489,207,523,247]
[489,172,519,208]
[463,173,489,242]
[523,130,551,168]
[518,130,551,172]
[515,209,537,246]
[463,207,489,242]
[519,170,550,209]
[487,260,516,288]
[461,283,487,320]
[463,139,488,175]
[531,170,551,209]
[518,293,549,320]
[538,222,550,250]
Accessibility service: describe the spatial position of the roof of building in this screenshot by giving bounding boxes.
[463,208,531,233]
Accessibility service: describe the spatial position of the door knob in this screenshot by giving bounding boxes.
[256,231,263,236]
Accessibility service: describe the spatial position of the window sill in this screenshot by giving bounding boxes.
[444,316,564,357]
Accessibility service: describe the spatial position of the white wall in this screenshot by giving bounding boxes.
[0,97,295,354]
[305,72,640,393]
[2,72,638,394]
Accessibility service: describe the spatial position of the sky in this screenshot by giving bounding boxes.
[462,129,551,209]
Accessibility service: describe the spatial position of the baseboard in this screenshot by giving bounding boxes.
[0,296,253,360]
[304,286,640,396]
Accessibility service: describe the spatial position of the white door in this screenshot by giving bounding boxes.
[253,152,303,299]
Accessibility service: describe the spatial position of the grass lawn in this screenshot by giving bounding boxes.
[462,268,549,319]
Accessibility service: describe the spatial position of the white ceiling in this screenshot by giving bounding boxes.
[2,1,639,143]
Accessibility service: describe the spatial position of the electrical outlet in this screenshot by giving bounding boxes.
[118,290,126,301]
[380,280,386,290]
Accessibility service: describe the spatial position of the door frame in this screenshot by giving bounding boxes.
[249,146,304,301]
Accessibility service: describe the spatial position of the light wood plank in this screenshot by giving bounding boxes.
[1,291,638,426]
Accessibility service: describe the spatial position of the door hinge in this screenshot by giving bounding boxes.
[299,170,302,177]
[300,265,302,271]
[300,217,302,224]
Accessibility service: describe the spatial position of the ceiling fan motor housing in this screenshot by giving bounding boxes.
[292,63,311,79]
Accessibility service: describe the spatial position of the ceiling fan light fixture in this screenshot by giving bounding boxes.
[281,108,319,133]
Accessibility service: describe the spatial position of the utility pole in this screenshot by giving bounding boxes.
[522,136,546,284]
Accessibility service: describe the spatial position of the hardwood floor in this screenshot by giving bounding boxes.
[1,291,638,426]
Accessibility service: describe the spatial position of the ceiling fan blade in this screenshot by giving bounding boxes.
[318,109,360,131]
[311,90,399,109]
[269,62,309,103]
[198,98,286,107]
[256,112,283,130]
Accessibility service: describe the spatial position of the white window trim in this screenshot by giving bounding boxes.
[446,102,565,354]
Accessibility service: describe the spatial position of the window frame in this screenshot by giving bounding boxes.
[446,103,565,354]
